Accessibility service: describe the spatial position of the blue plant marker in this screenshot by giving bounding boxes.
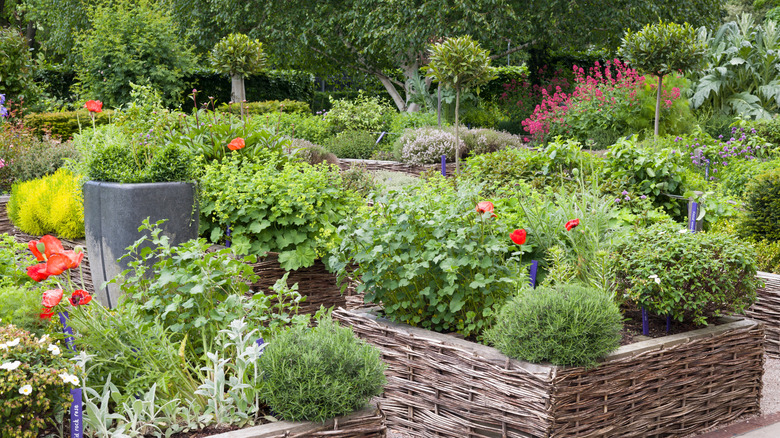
[58,312,74,352]
[255,338,264,357]
[58,311,82,437]
[375,132,386,146]
[441,155,446,176]
[642,306,649,336]
[529,260,538,289]
[70,388,83,438]
[666,315,671,333]
[225,224,231,248]
[688,202,699,232]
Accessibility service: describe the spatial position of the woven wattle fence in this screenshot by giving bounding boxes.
[746,271,780,357]
[334,308,764,438]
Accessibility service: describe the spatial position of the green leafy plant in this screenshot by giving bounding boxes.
[7,168,85,238]
[0,234,38,288]
[0,324,78,437]
[292,139,338,165]
[324,130,378,159]
[620,20,707,136]
[85,141,193,183]
[739,167,780,241]
[426,35,497,172]
[691,14,780,119]
[258,315,386,422]
[209,33,267,104]
[330,176,523,337]
[199,154,362,270]
[217,100,310,115]
[324,92,393,135]
[0,28,41,108]
[484,284,622,367]
[613,221,760,325]
[0,285,48,334]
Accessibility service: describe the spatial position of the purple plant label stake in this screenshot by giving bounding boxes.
[58,311,83,437]
[70,388,83,438]
[375,132,386,146]
[225,224,231,248]
[529,260,538,289]
[441,155,446,176]
[666,315,671,333]
[255,338,264,357]
[705,162,710,180]
[688,202,699,232]
[642,306,649,336]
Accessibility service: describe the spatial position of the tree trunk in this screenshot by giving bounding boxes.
[377,75,407,112]
[231,74,246,104]
[654,74,663,138]
[455,90,460,174]
[25,21,36,49]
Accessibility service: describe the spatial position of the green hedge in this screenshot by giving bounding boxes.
[185,69,315,110]
[217,99,310,115]
[23,110,115,139]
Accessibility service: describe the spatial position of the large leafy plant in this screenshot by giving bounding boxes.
[330,176,524,337]
[691,14,780,119]
[199,154,362,270]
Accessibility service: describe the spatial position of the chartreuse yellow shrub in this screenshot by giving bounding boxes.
[7,168,84,239]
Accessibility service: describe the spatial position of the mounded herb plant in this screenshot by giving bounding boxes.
[7,168,85,238]
[485,284,622,367]
[613,221,760,325]
[330,175,525,337]
[258,315,386,422]
[199,153,362,270]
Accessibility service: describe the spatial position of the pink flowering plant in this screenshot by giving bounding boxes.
[522,59,693,145]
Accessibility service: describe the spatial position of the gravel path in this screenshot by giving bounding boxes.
[386,356,780,438]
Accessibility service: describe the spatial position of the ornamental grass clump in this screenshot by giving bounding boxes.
[258,316,386,422]
[484,284,622,367]
[613,222,760,325]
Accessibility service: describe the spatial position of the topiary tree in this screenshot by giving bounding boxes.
[620,21,707,137]
[426,36,496,172]
[209,33,267,105]
[76,0,196,107]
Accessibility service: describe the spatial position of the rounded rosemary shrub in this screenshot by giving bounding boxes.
[324,130,377,159]
[258,316,386,422]
[485,284,622,367]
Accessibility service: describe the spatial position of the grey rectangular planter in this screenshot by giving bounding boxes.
[83,181,198,308]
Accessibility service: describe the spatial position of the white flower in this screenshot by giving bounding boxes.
[37,334,49,344]
[18,385,32,395]
[6,338,19,347]
[678,228,688,234]
[648,274,661,284]
[58,373,80,385]
[1,361,22,371]
[48,344,61,356]
[0,343,7,350]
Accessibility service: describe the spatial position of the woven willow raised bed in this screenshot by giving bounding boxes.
[746,271,780,357]
[205,405,386,438]
[334,308,764,438]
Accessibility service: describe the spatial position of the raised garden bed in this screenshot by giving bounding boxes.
[333,308,764,438]
[202,405,386,438]
[747,271,780,358]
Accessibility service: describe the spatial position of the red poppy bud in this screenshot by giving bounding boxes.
[510,229,527,245]
[565,219,580,231]
[27,264,50,282]
[228,137,245,150]
[41,289,63,308]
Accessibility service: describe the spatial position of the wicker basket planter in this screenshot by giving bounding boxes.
[205,405,386,438]
[746,271,780,358]
[333,308,764,438]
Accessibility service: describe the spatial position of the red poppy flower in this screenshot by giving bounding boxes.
[45,254,70,276]
[40,235,65,259]
[69,289,93,306]
[565,219,580,231]
[27,264,50,282]
[41,289,63,308]
[510,229,527,245]
[227,137,245,150]
[85,100,103,113]
[39,308,55,320]
[58,250,83,270]
[475,201,494,214]
[28,240,46,261]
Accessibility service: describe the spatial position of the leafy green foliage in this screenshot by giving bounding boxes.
[484,284,622,367]
[209,33,267,77]
[620,21,707,77]
[291,139,338,165]
[76,0,196,107]
[691,14,780,119]
[602,138,685,216]
[85,141,193,183]
[0,324,77,437]
[389,111,440,134]
[0,285,48,334]
[330,176,523,337]
[325,93,393,134]
[324,130,379,159]
[185,70,315,110]
[22,110,114,139]
[199,155,362,270]
[217,100,310,115]
[7,168,85,238]
[0,234,37,288]
[258,316,386,422]
[613,222,760,325]
[740,167,780,241]
[0,28,41,107]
